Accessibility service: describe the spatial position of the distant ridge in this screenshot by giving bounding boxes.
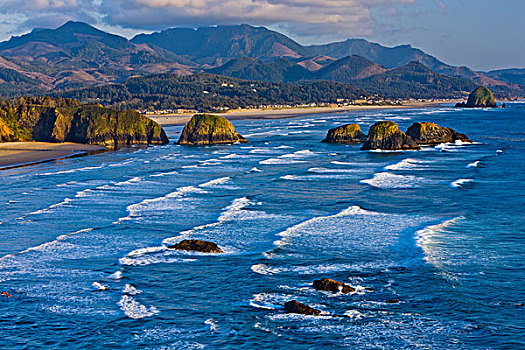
[0,21,522,99]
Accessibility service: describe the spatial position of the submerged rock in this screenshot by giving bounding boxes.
[177,113,248,146]
[455,86,497,108]
[312,278,355,294]
[284,300,322,316]
[322,123,366,144]
[167,239,223,253]
[406,122,471,145]
[361,121,420,151]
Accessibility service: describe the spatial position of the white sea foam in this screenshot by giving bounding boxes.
[249,167,262,172]
[466,161,480,168]
[450,179,473,188]
[162,197,253,246]
[204,319,219,333]
[109,271,123,280]
[384,158,432,171]
[260,149,315,165]
[415,217,463,266]
[308,167,359,174]
[275,205,376,247]
[123,284,142,295]
[115,177,231,223]
[250,263,282,276]
[92,282,109,291]
[38,165,104,176]
[361,172,433,189]
[118,295,159,319]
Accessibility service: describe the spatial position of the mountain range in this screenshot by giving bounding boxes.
[0,21,523,99]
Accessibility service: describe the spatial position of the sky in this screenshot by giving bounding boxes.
[0,0,523,71]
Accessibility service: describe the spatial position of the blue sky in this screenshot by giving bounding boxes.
[0,0,523,71]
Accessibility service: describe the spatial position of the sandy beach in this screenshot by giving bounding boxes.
[0,142,107,170]
[150,101,457,126]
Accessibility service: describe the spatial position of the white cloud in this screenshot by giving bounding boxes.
[0,0,416,39]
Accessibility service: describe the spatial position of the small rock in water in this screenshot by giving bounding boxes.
[312,278,355,294]
[284,300,322,316]
[385,299,400,304]
[365,287,375,292]
[1,291,12,298]
[167,239,224,253]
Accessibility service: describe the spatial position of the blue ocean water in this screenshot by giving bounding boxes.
[0,104,524,349]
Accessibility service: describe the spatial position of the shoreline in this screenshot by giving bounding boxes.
[0,142,107,171]
[0,101,457,170]
[150,100,459,126]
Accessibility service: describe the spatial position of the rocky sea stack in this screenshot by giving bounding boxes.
[322,123,366,144]
[361,121,420,151]
[406,122,471,145]
[167,239,224,253]
[178,114,248,146]
[455,86,497,108]
[312,278,355,294]
[0,97,168,146]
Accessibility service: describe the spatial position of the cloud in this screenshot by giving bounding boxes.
[0,0,417,39]
[98,0,416,37]
[0,0,422,38]
[1,0,97,30]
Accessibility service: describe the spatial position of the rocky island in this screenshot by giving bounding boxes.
[322,123,367,144]
[361,121,420,151]
[178,114,248,146]
[406,122,471,145]
[0,97,168,146]
[455,86,498,108]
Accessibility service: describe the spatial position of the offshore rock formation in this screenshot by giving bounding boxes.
[312,278,355,294]
[455,86,497,108]
[361,121,420,151]
[178,114,248,146]
[406,122,471,145]
[321,123,366,144]
[0,97,168,146]
[284,300,322,316]
[167,239,224,253]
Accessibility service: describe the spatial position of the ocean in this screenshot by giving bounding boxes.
[0,103,524,349]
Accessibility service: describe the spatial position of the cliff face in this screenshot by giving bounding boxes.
[322,123,366,144]
[178,114,248,145]
[361,121,420,151]
[0,98,169,146]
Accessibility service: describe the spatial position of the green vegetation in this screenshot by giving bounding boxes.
[466,86,497,107]
[322,123,366,144]
[178,113,248,145]
[58,73,367,112]
[0,96,168,146]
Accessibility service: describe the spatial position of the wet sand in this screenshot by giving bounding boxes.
[150,101,456,126]
[0,142,107,170]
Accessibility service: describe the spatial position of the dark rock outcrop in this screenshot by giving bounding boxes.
[178,114,248,146]
[455,86,497,108]
[0,96,169,146]
[406,122,471,145]
[284,300,322,316]
[385,299,400,304]
[322,123,366,144]
[312,278,355,294]
[167,239,223,253]
[361,121,420,151]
